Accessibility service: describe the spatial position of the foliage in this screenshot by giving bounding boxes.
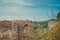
[57,12,60,20]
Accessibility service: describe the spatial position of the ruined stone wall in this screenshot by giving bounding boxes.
[48,21,57,31]
[47,21,60,40]
[0,20,35,40]
[0,20,12,40]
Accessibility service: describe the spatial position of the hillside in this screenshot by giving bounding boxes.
[33,19,57,28]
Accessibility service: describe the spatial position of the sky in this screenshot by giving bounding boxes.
[0,0,60,21]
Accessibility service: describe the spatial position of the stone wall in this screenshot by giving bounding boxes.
[0,20,34,40]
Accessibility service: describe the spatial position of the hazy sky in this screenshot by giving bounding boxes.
[0,0,60,21]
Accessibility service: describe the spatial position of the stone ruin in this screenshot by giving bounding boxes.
[47,20,60,40]
[48,21,57,31]
[0,20,35,40]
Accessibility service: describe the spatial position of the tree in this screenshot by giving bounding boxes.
[57,12,60,21]
[47,8,56,19]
